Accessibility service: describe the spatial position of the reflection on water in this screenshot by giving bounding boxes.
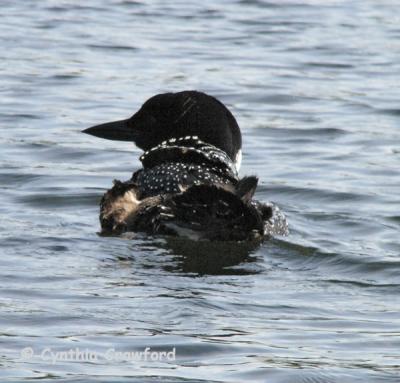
[1,0,399,382]
[160,237,261,275]
[107,235,261,275]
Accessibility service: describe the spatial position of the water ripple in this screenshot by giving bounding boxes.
[1,0,399,382]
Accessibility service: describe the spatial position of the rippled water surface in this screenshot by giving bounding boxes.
[1,1,399,382]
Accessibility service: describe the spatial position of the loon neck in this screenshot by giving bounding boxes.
[139,136,240,178]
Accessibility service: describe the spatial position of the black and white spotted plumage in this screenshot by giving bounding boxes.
[132,136,238,198]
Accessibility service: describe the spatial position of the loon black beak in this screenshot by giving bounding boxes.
[82,119,139,142]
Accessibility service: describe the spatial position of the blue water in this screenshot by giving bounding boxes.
[1,1,399,382]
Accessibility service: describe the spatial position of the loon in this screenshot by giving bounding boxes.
[83,90,288,241]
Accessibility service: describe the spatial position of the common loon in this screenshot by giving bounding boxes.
[83,90,288,241]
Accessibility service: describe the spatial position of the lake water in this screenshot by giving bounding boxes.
[1,1,399,382]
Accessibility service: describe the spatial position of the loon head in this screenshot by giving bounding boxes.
[83,90,242,170]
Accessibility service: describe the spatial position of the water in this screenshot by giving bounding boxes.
[1,0,399,382]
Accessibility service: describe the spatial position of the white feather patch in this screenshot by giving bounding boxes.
[235,149,242,172]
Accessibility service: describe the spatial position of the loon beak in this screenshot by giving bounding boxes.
[82,119,138,142]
